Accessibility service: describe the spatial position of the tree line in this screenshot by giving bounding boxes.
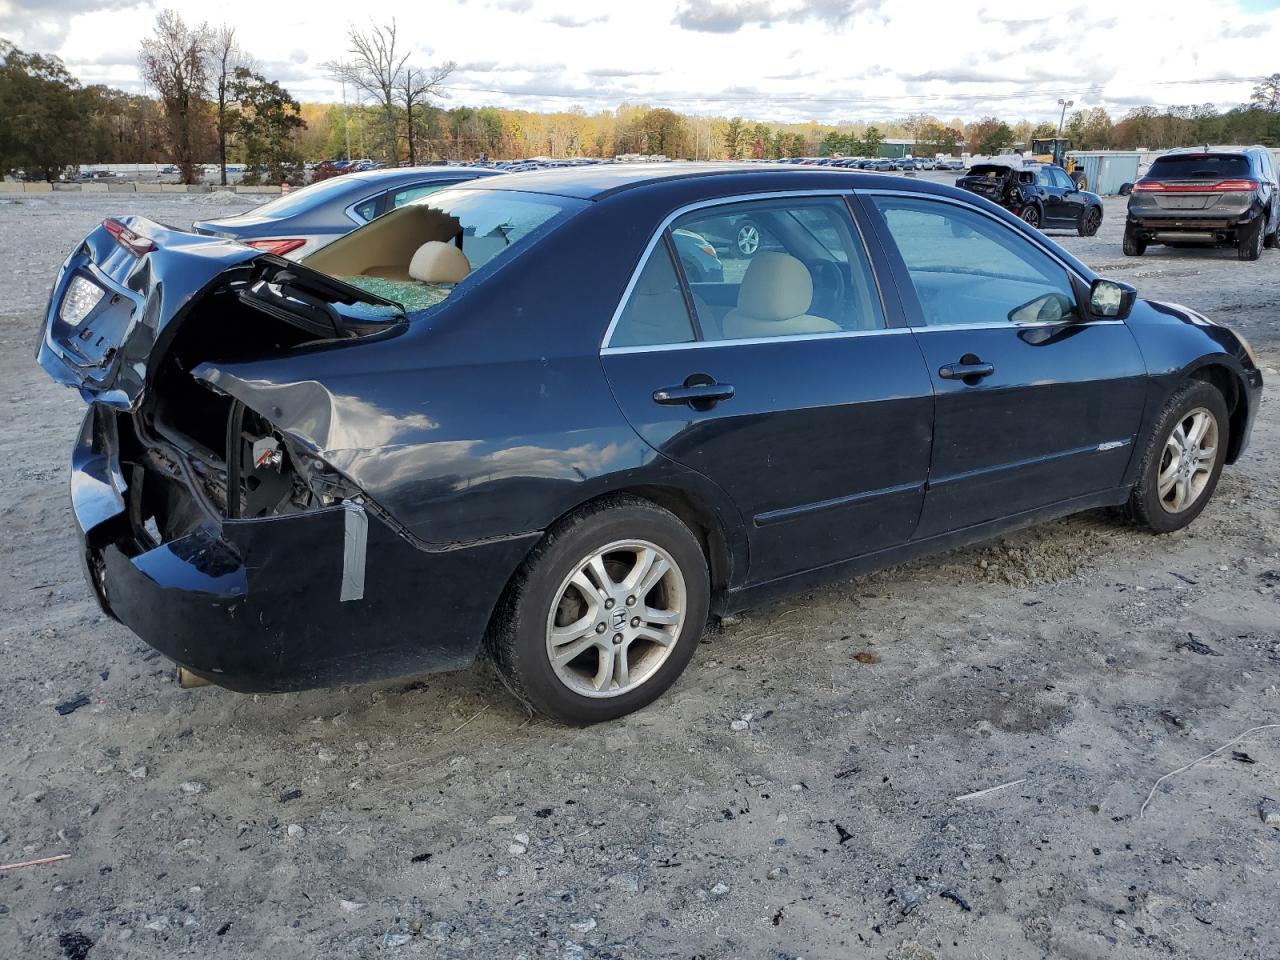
[4,17,1280,183]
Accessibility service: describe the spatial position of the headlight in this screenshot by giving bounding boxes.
[59,275,105,327]
[1231,328,1258,366]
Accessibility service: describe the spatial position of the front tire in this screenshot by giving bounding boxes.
[1124,380,1229,534]
[1078,206,1102,237]
[486,497,710,724]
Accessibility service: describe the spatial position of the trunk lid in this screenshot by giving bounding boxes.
[38,216,404,410]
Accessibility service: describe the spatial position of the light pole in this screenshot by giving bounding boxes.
[1057,98,1074,136]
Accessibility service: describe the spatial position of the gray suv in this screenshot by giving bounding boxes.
[1124,146,1279,261]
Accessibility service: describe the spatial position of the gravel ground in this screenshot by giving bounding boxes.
[0,187,1278,960]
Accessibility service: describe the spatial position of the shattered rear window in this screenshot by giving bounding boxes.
[302,188,586,316]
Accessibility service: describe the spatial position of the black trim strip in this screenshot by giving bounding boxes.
[927,439,1130,489]
[754,480,924,527]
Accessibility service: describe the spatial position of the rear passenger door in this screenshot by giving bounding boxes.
[601,194,935,586]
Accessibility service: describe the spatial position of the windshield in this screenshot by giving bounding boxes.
[1147,154,1250,180]
[300,187,586,314]
[245,176,368,218]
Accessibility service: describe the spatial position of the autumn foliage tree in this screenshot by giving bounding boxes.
[140,10,211,182]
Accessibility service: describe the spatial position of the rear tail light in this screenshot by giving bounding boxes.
[103,218,155,255]
[59,275,106,326]
[245,238,307,256]
[1133,179,1259,193]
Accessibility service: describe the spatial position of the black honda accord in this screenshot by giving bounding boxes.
[37,165,1262,723]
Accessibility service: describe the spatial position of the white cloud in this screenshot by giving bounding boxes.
[4,0,1277,124]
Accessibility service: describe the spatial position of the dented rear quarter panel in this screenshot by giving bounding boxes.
[194,197,751,566]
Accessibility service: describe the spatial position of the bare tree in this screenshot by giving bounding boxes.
[140,9,210,184]
[324,19,452,163]
[399,62,452,165]
[207,25,253,185]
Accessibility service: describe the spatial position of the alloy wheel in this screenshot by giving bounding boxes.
[1157,407,1218,513]
[1083,208,1101,236]
[545,540,686,698]
[736,224,760,256]
[1020,206,1041,228]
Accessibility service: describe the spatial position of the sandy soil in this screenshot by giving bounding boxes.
[0,188,1277,960]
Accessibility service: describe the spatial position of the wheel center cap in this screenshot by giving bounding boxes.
[610,609,627,631]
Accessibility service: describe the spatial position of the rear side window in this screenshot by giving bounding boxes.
[610,242,696,348]
[670,196,885,339]
[392,182,450,208]
[1147,154,1250,180]
[351,195,380,221]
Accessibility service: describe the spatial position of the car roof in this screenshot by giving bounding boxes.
[344,165,502,185]
[450,162,962,201]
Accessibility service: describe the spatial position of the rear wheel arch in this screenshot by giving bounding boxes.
[487,484,740,638]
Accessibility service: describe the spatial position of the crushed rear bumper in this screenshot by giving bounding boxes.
[72,405,535,692]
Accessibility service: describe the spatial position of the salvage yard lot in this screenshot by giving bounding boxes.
[1,184,1277,960]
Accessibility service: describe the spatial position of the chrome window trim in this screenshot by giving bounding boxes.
[599,189,883,352]
[857,187,1092,287]
[906,319,1124,334]
[602,326,910,356]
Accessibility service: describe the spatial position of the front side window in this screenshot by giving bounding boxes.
[870,195,1080,327]
[1050,168,1074,190]
[669,196,884,341]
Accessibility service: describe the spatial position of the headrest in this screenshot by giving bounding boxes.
[734,252,812,321]
[409,241,471,283]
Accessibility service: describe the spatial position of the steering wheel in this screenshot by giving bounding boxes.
[805,259,847,321]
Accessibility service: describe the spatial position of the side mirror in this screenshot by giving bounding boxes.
[1089,278,1137,320]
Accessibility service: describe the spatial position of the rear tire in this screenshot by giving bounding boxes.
[1238,217,1264,261]
[1124,380,1229,534]
[1019,204,1042,229]
[486,496,710,724]
[1122,225,1146,257]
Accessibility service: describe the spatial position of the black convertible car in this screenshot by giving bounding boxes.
[38,165,1262,723]
[958,161,1104,234]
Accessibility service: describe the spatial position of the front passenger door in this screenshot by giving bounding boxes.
[861,193,1148,540]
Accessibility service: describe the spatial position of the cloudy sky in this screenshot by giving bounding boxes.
[2,0,1278,124]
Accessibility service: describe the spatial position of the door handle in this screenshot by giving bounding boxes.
[652,381,735,407]
[938,360,995,381]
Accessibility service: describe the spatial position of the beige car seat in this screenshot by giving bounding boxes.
[409,241,471,284]
[722,252,840,340]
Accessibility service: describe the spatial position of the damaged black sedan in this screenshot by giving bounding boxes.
[39,166,1262,723]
